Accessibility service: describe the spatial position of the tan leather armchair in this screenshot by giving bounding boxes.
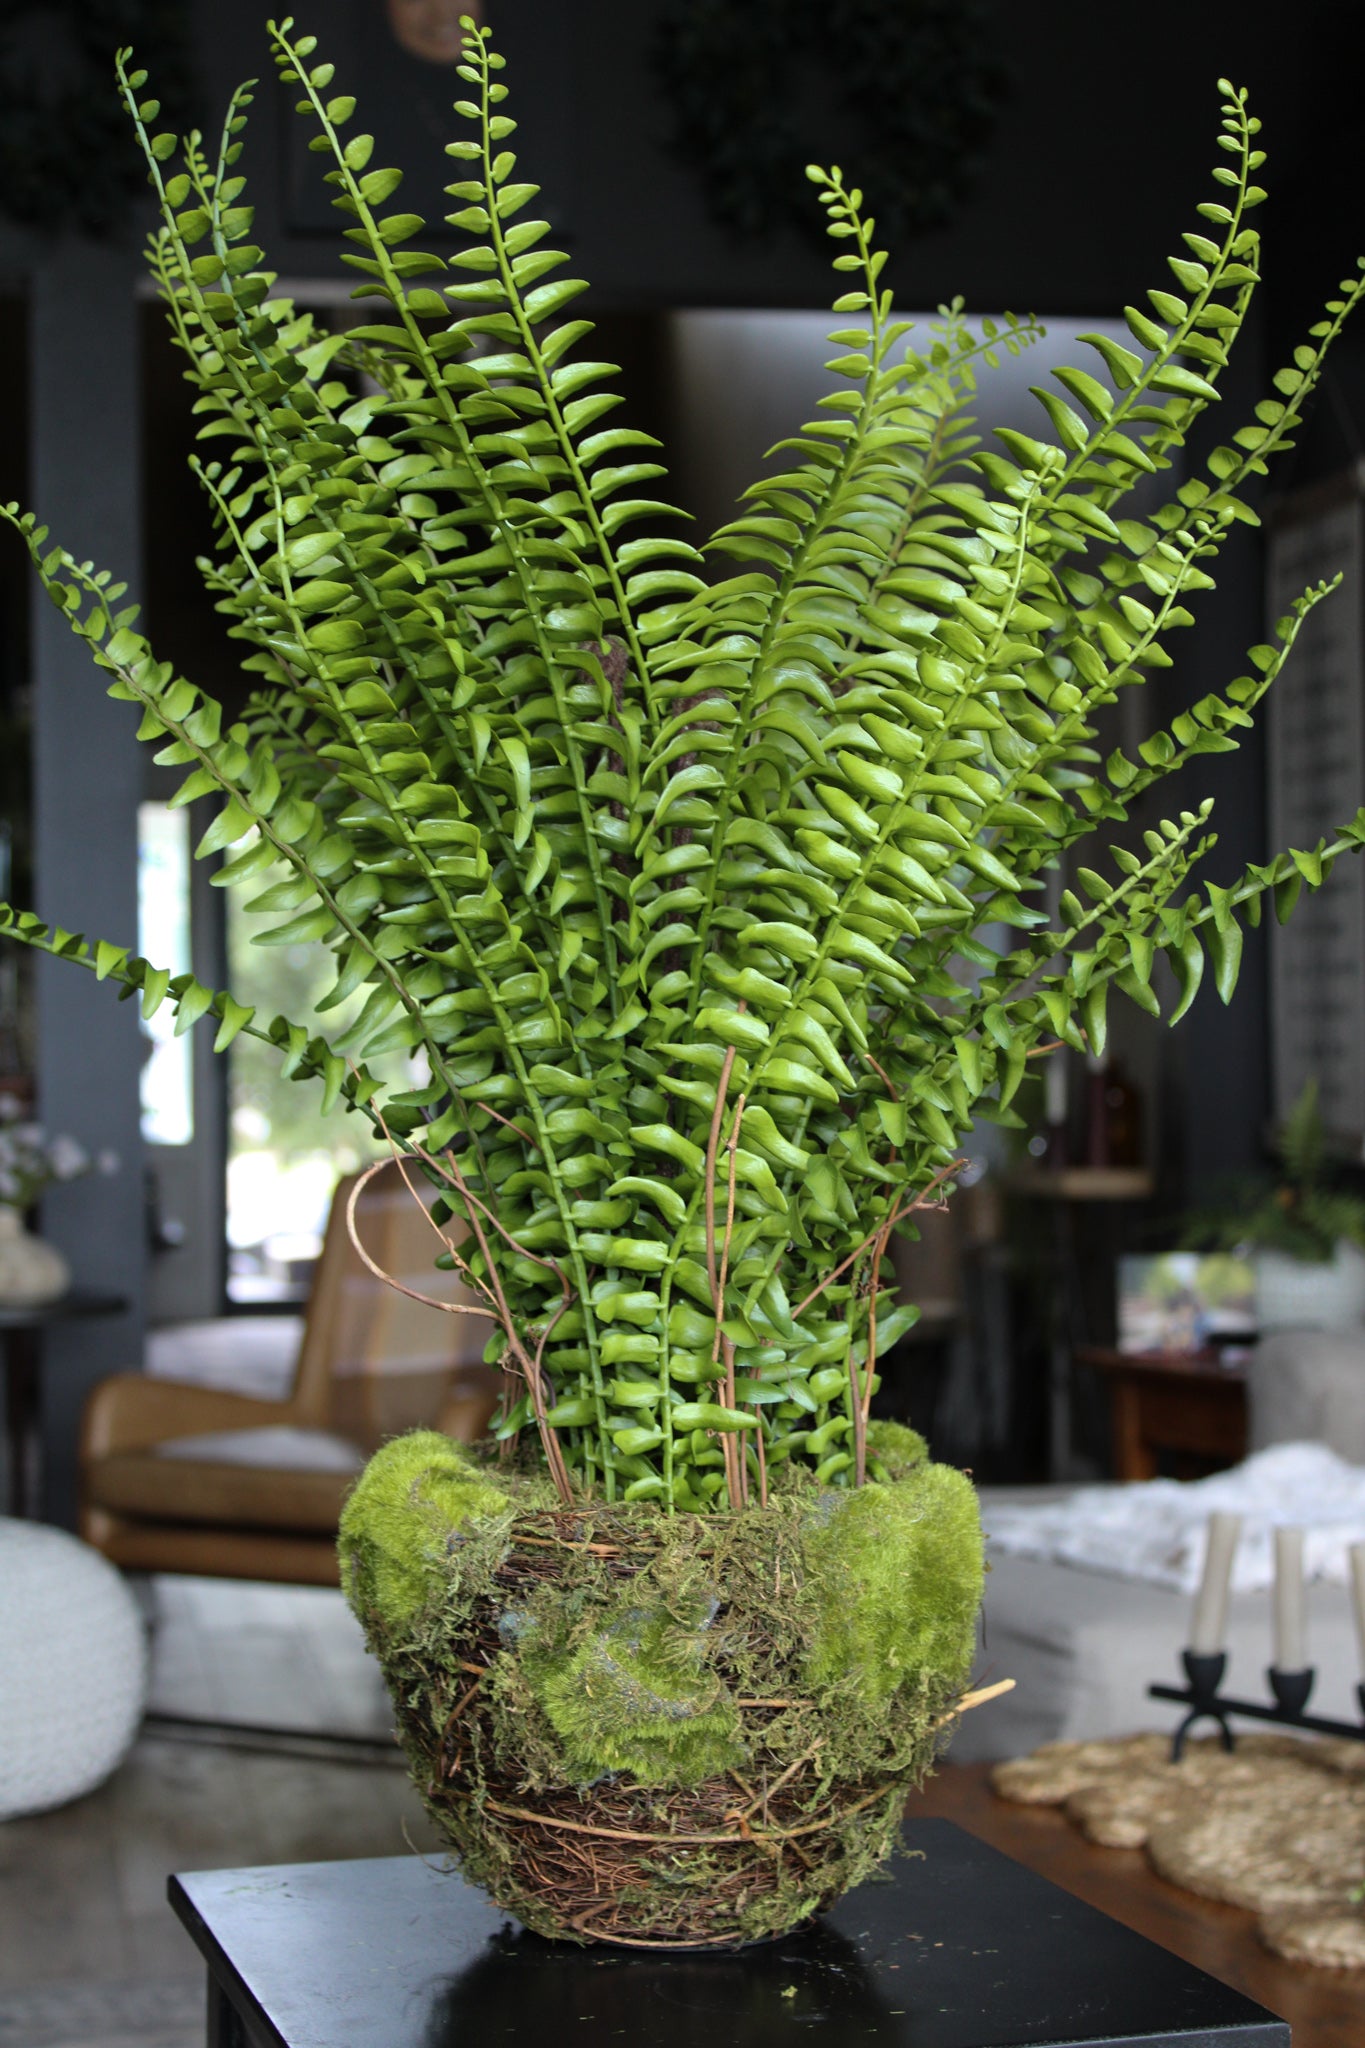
[81,1162,499,1584]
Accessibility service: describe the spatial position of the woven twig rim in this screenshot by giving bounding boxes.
[480,1778,897,1849]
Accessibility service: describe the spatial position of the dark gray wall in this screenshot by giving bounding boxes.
[1154,304,1276,1200]
[30,240,145,1524]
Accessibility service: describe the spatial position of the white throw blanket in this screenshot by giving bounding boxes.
[983,1442,1365,1593]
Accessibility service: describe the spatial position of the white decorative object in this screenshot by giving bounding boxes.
[1254,1241,1365,1334]
[1273,1526,1307,1671]
[1190,1512,1242,1654]
[0,1097,118,1304]
[0,1519,147,1819]
[1350,1544,1365,1674]
[0,1205,69,1306]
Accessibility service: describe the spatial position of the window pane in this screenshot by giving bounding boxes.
[225,840,407,1302]
[137,800,193,1146]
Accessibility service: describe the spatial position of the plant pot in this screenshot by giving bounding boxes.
[1254,1241,1365,1334]
[0,1206,69,1307]
[340,1427,983,1948]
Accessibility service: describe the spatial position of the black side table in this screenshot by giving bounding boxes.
[0,1289,127,1517]
[169,1819,1286,2048]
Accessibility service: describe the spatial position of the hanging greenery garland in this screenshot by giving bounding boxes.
[653,0,1003,252]
[0,0,194,237]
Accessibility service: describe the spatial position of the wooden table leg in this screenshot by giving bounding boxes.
[1047,1200,1081,1477]
[1111,1378,1158,1481]
[1,1325,41,1517]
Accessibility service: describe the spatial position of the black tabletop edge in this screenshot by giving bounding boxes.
[906,1824,1291,2042]
[166,1820,1292,2048]
[0,1288,129,1329]
[169,1874,292,2048]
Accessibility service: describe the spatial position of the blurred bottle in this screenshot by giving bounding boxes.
[1085,1053,1143,1168]
[1041,1044,1068,1168]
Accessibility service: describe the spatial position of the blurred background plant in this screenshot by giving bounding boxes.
[0,1093,118,1209]
[1178,1079,1365,1264]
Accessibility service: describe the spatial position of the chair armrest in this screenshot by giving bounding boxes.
[82,1373,296,1459]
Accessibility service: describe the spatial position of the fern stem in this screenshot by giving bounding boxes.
[265,24,624,1009]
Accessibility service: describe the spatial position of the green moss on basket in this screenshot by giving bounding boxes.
[345,1435,981,1792]
[801,1461,983,1707]
[863,1419,929,1483]
[339,1430,515,1629]
[530,1590,746,1784]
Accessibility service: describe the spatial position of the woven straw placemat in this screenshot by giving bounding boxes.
[991,1732,1365,1970]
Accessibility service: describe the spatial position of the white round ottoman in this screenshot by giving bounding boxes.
[0,1519,147,1819]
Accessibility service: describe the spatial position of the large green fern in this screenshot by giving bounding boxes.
[5,18,1364,1509]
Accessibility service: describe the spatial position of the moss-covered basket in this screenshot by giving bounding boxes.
[340,1422,983,1948]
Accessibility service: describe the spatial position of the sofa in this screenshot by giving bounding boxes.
[954,1331,1365,1762]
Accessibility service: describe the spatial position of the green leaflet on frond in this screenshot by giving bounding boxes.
[0,900,376,1116]
[438,27,696,716]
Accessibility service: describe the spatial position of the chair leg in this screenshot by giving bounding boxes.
[123,1568,159,1630]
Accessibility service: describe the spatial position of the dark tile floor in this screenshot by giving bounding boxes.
[0,1576,438,2048]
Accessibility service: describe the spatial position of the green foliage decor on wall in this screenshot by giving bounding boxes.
[3,17,1365,1513]
[653,0,1002,250]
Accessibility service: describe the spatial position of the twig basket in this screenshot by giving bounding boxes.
[342,1435,984,1947]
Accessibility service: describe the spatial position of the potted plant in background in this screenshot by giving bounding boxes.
[2,13,1363,1946]
[1180,1079,1365,1332]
